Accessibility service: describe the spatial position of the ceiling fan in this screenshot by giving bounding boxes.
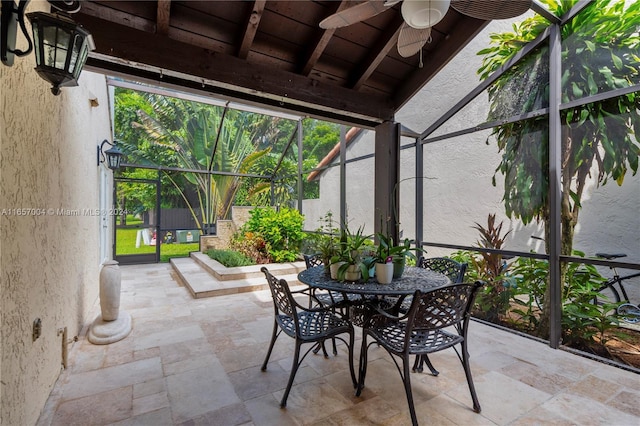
[320,0,532,58]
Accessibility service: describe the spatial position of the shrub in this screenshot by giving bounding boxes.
[233,207,304,263]
[205,249,254,267]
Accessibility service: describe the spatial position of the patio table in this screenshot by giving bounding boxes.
[298,264,451,297]
[298,264,452,394]
[298,265,451,325]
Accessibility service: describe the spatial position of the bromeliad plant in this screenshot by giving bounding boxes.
[332,225,374,281]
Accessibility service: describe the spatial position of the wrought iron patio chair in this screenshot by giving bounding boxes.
[418,256,467,283]
[260,267,358,407]
[356,281,484,426]
[411,256,468,374]
[303,253,339,356]
[303,253,365,310]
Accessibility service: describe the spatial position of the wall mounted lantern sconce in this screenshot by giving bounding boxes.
[1,0,95,95]
[97,140,123,171]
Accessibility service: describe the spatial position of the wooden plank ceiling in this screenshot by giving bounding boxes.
[74,1,489,127]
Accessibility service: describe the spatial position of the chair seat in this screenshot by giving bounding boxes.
[277,311,352,341]
[368,322,464,354]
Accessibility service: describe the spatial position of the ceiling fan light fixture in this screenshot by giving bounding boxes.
[401,0,451,29]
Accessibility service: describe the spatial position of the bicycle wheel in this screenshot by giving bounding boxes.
[595,280,621,305]
[617,303,640,324]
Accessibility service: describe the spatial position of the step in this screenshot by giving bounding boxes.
[190,251,307,280]
[170,257,303,299]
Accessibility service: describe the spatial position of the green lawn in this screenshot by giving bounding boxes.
[160,243,199,263]
[116,227,199,262]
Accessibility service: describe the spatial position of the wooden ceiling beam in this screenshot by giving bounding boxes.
[76,14,394,123]
[393,16,488,110]
[351,15,404,90]
[300,0,349,76]
[238,0,266,59]
[79,1,155,33]
[156,0,171,35]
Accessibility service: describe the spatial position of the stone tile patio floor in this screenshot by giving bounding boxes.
[37,263,639,426]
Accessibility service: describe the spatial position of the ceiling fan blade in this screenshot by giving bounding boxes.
[451,0,532,20]
[320,0,391,29]
[397,23,431,58]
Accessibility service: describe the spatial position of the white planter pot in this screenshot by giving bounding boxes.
[330,262,345,279]
[344,264,361,282]
[99,260,121,321]
[376,262,394,284]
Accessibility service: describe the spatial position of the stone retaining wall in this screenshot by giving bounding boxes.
[200,206,254,251]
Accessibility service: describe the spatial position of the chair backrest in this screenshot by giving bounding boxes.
[303,253,323,269]
[261,267,297,320]
[418,257,467,283]
[406,281,484,335]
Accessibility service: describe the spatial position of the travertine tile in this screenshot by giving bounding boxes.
[109,407,174,426]
[38,264,639,426]
[134,324,205,351]
[61,357,163,400]
[446,371,551,425]
[243,394,298,426]
[272,378,353,425]
[499,359,575,395]
[177,402,252,426]
[133,377,166,399]
[133,390,170,416]
[51,386,133,426]
[566,374,622,403]
[166,365,241,423]
[608,389,640,418]
[539,393,639,425]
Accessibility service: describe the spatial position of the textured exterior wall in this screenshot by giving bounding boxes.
[304,14,639,265]
[0,2,112,423]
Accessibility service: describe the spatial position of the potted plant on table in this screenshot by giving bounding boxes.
[377,233,423,279]
[332,225,373,282]
[314,211,339,275]
[373,232,394,284]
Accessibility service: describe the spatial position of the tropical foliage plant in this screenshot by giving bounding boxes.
[232,207,305,263]
[469,214,513,322]
[114,89,341,230]
[477,0,640,336]
[131,94,284,227]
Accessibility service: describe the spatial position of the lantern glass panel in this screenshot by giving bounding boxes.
[32,26,41,64]
[69,35,83,73]
[75,41,89,79]
[43,25,70,69]
[108,154,120,170]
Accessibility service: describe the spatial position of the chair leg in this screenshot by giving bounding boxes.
[312,341,330,357]
[261,320,279,371]
[460,341,481,413]
[401,354,419,426]
[332,337,338,356]
[280,340,302,408]
[422,354,439,376]
[412,355,423,373]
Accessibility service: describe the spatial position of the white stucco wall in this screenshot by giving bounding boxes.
[304,15,639,268]
[0,2,112,423]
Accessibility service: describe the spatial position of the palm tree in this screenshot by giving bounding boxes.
[133,94,278,228]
